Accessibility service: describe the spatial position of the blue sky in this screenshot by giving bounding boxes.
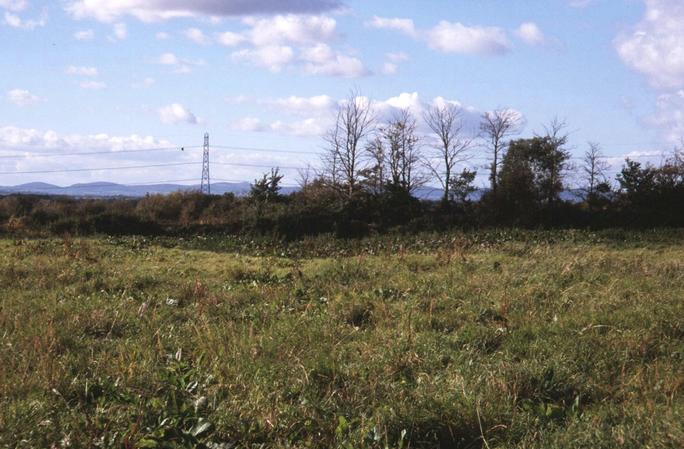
[1,0,683,187]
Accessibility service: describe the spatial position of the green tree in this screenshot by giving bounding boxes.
[250,168,284,204]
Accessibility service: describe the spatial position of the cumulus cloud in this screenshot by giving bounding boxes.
[230,117,266,132]
[260,95,335,114]
[133,77,155,88]
[365,16,417,37]
[0,125,186,185]
[79,81,107,90]
[0,0,27,12]
[647,90,684,143]
[74,29,94,40]
[111,22,127,40]
[156,52,205,73]
[299,43,368,77]
[0,125,172,151]
[243,14,337,46]
[237,92,493,139]
[616,0,684,142]
[381,52,409,75]
[66,65,99,76]
[184,27,210,45]
[247,45,368,77]
[381,63,398,75]
[3,9,46,29]
[366,16,511,56]
[615,0,684,89]
[6,88,41,106]
[231,45,296,72]
[158,103,199,125]
[65,0,343,22]
[516,22,545,45]
[386,52,409,63]
[270,118,327,136]
[426,21,511,55]
[215,30,245,46]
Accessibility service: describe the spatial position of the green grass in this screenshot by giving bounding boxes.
[0,232,682,448]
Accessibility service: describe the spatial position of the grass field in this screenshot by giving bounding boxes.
[1,232,683,448]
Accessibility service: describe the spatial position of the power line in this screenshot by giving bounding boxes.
[213,161,308,170]
[0,144,318,160]
[0,162,200,175]
[213,145,320,155]
[0,146,198,160]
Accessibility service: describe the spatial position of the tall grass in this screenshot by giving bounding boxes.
[0,234,682,448]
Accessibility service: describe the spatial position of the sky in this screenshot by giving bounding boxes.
[1,0,684,187]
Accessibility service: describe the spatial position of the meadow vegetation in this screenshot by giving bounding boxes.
[0,230,682,448]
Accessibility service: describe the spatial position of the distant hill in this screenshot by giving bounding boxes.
[0,182,585,203]
[0,181,260,197]
[0,181,459,200]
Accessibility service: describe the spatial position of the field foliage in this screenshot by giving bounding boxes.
[0,231,682,448]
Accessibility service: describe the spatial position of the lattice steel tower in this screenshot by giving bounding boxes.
[200,132,211,194]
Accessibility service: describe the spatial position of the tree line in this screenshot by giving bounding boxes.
[1,92,683,237]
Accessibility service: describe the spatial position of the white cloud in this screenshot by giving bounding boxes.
[65,0,342,22]
[230,117,266,132]
[381,63,398,75]
[74,29,94,40]
[156,52,204,73]
[184,27,210,45]
[366,17,512,56]
[365,16,417,37]
[158,103,198,125]
[647,90,684,143]
[516,22,545,45]
[0,125,173,151]
[3,9,46,29]
[66,65,99,77]
[232,45,296,72]
[227,92,503,140]
[0,0,27,12]
[0,125,187,185]
[381,52,409,75]
[616,1,684,142]
[243,14,337,46]
[426,21,511,55]
[6,88,41,106]
[155,31,170,40]
[374,92,424,118]
[616,0,684,89]
[270,118,327,136]
[231,115,328,137]
[111,22,127,40]
[386,52,409,63]
[300,43,368,77]
[370,92,499,134]
[261,95,335,114]
[134,77,155,88]
[216,30,245,46]
[80,81,107,90]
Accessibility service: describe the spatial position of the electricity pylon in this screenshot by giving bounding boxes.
[200,132,210,194]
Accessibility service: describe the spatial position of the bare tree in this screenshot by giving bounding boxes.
[322,91,375,199]
[582,142,609,200]
[296,163,315,189]
[424,103,473,204]
[480,109,522,196]
[382,109,424,194]
[361,135,386,195]
[537,117,572,208]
